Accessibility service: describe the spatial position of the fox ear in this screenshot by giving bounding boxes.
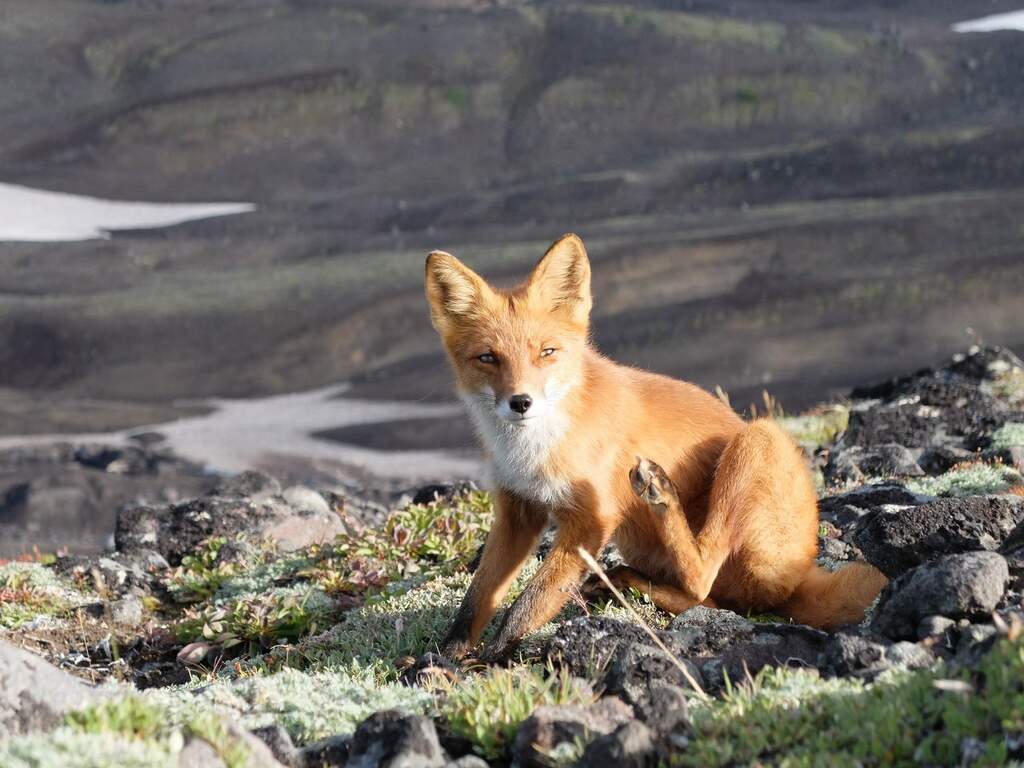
[425,250,492,332]
[528,233,592,326]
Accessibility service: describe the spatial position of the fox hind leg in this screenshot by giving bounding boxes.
[629,455,731,604]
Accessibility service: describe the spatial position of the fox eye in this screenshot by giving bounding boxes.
[540,347,557,358]
[477,352,498,365]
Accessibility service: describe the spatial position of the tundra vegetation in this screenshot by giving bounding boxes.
[1,347,1023,766]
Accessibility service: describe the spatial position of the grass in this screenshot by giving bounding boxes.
[441,665,595,760]
[0,562,84,629]
[677,635,1024,766]
[904,462,1024,498]
[991,422,1024,451]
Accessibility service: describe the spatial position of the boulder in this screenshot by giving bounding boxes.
[854,496,1024,577]
[0,640,106,739]
[512,698,632,768]
[346,710,445,768]
[818,484,924,530]
[249,724,299,767]
[872,552,1010,640]
[824,444,923,485]
[298,733,349,767]
[115,472,346,564]
[578,720,657,768]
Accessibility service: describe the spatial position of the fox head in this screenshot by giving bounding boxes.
[425,233,592,430]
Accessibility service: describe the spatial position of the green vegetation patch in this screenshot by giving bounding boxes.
[905,462,1024,498]
[0,562,86,629]
[678,635,1024,766]
[778,405,850,454]
[991,422,1024,451]
[441,665,595,760]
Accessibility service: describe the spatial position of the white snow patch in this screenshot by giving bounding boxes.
[952,10,1024,33]
[0,181,254,242]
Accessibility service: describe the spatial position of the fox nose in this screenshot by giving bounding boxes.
[508,394,533,414]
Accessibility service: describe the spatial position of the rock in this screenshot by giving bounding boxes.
[854,496,1024,578]
[109,595,145,627]
[512,699,632,768]
[872,552,1010,639]
[821,632,934,678]
[399,653,461,687]
[824,444,923,485]
[579,720,657,768]
[630,682,689,734]
[74,444,158,475]
[845,371,1012,450]
[281,486,332,516]
[411,481,477,506]
[444,757,489,768]
[0,640,106,739]
[546,616,655,680]
[604,641,705,705]
[298,733,349,767]
[250,725,298,767]
[918,445,974,474]
[667,606,754,654]
[210,471,282,500]
[917,615,956,640]
[346,710,445,768]
[818,484,925,530]
[178,738,226,768]
[700,623,830,690]
[115,474,346,564]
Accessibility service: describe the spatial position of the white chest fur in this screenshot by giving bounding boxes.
[460,391,572,507]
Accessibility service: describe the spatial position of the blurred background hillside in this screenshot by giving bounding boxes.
[2,1,1024,552]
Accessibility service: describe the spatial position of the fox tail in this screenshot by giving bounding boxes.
[780,562,888,629]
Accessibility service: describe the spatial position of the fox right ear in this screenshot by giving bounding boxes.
[425,251,491,332]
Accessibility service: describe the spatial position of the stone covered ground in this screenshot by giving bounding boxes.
[2,346,1024,767]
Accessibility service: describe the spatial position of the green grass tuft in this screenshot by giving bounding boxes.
[441,665,595,760]
[904,462,1024,498]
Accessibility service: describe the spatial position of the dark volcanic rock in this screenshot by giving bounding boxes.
[667,605,754,654]
[604,641,704,706]
[700,623,831,690]
[854,496,1024,577]
[115,472,345,565]
[818,484,925,531]
[820,633,934,678]
[630,682,689,734]
[298,733,350,767]
[410,481,477,506]
[512,699,631,768]
[824,444,923,485]
[846,360,1015,451]
[579,720,658,768]
[546,617,656,680]
[346,710,444,768]
[872,552,1010,640]
[249,725,299,767]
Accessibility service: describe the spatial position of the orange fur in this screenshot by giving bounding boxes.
[425,234,887,659]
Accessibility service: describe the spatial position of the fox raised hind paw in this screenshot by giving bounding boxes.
[629,456,679,510]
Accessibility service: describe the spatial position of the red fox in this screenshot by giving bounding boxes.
[425,233,887,661]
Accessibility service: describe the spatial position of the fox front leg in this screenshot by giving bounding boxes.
[439,493,546,659]
[480,519,609,661]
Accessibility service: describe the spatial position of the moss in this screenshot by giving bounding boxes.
[675,636,1024,766]
[0,729,175,768]
[904,462,1024,498]
[0,563,87,629]
[778,405,850,453]
[441,665,595,760]
[141,664,431,746]
[991,422,1024,451]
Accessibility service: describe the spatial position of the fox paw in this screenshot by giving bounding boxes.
[629,456,677,509]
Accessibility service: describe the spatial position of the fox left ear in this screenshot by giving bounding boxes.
[528,233,592,327]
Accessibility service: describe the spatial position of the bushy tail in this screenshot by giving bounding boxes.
[780,562,888,629]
